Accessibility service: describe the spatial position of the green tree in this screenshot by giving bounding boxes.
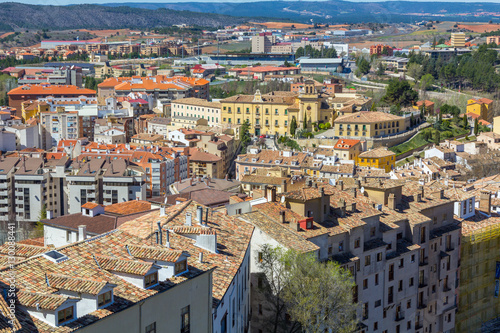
[407,63,422,82]
[376,62,385,76]
[356,57,371,76]
[382,79,418,107]
[463,114,468,129]
[433,130,441,144]
[239,119,251,153]
[420,73,435,91]
[280,248,357,333]
[474,118,479,136]
[370,102,376,111]
[290,117,297,137]
[303,113,307,130]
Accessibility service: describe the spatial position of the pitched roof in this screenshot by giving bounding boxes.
[127,244,183,263]
[16,291,76,311]
[335,111,404,124]
[95,255,157,276]
[8,84,96,96]
[47,274,110,295]
[359,147,395,158]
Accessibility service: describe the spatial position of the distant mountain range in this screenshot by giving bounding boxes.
[0,2,251,31]
[104,1,500,23]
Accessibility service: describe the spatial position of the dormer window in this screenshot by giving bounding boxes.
[145,272,158,288]
[98,291,112,307]
[57,306,74,325]
[175,259,188,275]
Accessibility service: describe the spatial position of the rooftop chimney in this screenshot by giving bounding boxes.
[165,229,170,248]
[280,210,286,224]
[185,212,192,226]
[197,206,203,224]
[205,207,209,227]
[388,193,396,210]
[160,205,166,216]
[78,225,86,241]
[337,180,344,191]
[480,191,491,213]
[157,221,163,245]
[199,252,203,263]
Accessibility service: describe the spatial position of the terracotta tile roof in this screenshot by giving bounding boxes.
[334,139,361,149]
[283,187,325,201]
[95,255,157,276]
[0,294,22,331]
[0,243,49,258]
[335,111,404,124]
[8,84,96,96]
[104,200,151,215]
[17,237,45,247]
[118,200,254,308]
[81,202,100,209]
[16,291,76,311]
[170,225,216,235]
[127,244,183,263]
[47,274,110,295]
[173,98,221,109]
[239,211,319,253]
[189,148,221,162]
[359,147,395,158]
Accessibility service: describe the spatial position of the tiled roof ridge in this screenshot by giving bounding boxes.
[159,199,192,227]
[126,244,183,262]
[16,290,77,311]
[0,294,22,331]
[46,273,110,295]
[94,254,156,276]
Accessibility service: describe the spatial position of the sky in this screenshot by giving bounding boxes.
[1,0,499,4]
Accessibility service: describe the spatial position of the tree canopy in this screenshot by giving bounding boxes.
[257,245,357,333]
[382,79,418,107]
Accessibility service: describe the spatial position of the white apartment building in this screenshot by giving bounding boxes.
[171,98,221,127]
[40,110,80,149]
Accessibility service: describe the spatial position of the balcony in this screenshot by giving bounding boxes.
[0,183,8,189]
[418,281,428,288]
[395,312,405,322]
[419,257,428,266]
[417,302,427,309]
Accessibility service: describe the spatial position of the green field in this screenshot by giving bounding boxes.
[220,41,251,51]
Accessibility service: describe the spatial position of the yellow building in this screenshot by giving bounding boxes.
[333,111,405,139]
[467,98,494,123]
[21,100,50,122]
[456,193,500,332]
[220,81,335,137]
[357,147,396,172]
[493,116,500,135]
[451,32,466,48]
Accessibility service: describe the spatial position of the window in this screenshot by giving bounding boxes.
[146,322,156,333]
[377,252,382,262]
[363,279,368,289]
[175,259,187,275]
[407,299,411,309]
[221,313,227,333]
[409,277,414,287]
[375,274,379,285]
[365,255,371,266]
[57,306,74,324]
[362,302,368,319]
[370,227,376,237]
[98,291,112,307]
[66,230,71,242]
[258,252,263,262]
[399,258,404,268]
[398,280,403,292]
[258,304,263,315]
[181,306,190,333]
[354,238,360,248]
[144,272,158,288]
[374,322,378,330]
[339,241,344,252]
[375,299,381,307]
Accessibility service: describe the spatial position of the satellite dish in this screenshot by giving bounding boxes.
[280,196,285,203]
[360,187,365,194]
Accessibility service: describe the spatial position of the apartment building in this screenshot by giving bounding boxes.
[231,178,460,333]
[147,117,171,139]
[0,228,213,332]
[171,97,222,126]
[334,111,406,139]
[39,109,80,149]
[221,81,335,136]
[450,33,466,48]
[466,98,494,123]
[251,32,276,53]
[486,36,500,45]
[358,147,396,173]
[8,84,96,118]
[66,158,146,214]
[189,148,224,179]
[370,44,394,56]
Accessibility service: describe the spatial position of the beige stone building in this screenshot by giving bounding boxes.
[334,111,406,139]
[171,98,222,127]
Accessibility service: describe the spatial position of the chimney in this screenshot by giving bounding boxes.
[205,177,209,186]
[165,229,170,248]
[289,219,301,231]
[351,187,357,198]
[160,204,166,216]
[205,207,209,226]
[418,185,424,198]
[480,191,492,213]
[440,189,444,199]
[337,180,344,191]
[349,202,357,212]
[199,252,203,263]
[281,179,287,192]
[78,225,87,241]
[157,221,163,245]
[388,193,396,210]
[185,212,192,226]
[320,186,325,197]
[414,193,422,202]
[197,206,203,224]
[46,210,53,219]
[280,210,286,223]
[355,179,361,189]
[267,186,276,202]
